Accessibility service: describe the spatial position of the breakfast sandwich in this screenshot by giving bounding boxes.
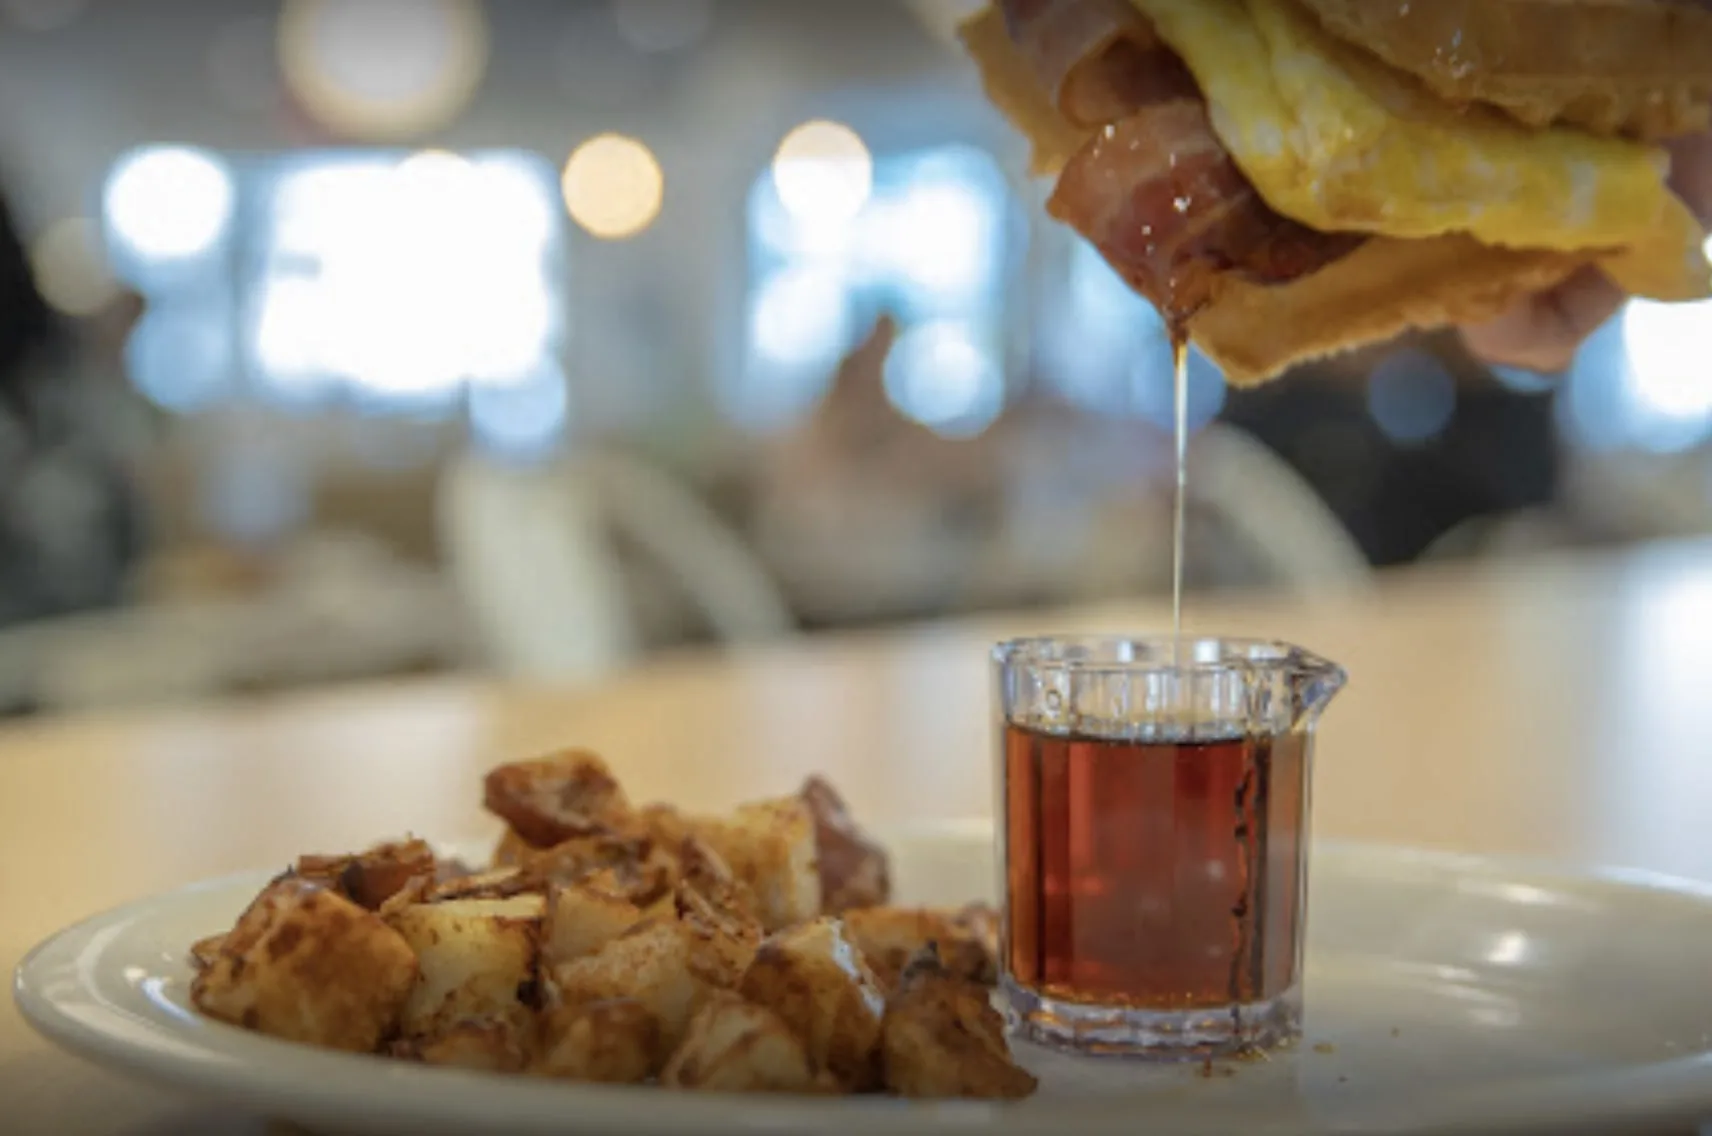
[960,0,1712,384]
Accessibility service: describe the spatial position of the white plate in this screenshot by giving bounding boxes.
[16,826,1712,1136]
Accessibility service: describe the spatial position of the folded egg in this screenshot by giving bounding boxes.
[1127,0,1711,300]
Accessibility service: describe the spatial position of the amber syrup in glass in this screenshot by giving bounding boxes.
[1003,724,1309,1011]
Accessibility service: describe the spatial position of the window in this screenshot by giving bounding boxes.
[733,140,1014,437]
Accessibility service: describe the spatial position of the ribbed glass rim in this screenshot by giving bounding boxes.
[991,634,1346,684]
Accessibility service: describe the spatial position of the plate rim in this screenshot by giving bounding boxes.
[16,837,1712,1136]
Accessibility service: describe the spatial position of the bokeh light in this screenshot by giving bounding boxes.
[125,305,234,413]
[468,362,571,460]
[29,217,119,317]
[736,142,1012,432]
[102,146,236,263]
[1622,299,1712,424]
[748,266,852,368]
[772,121,872,234]
[882,320,1004,438]
[253,150,560,400]
[858,148,1004,319]
[1367,349,1458,445]
[561,133,665,240]
[278,0,488,139]
[1558,298,1712,453]
[730,267,854,431]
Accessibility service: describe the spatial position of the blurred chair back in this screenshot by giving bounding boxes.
[438,447,796,681]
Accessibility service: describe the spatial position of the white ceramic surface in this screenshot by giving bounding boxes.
[16,826,1712,1136]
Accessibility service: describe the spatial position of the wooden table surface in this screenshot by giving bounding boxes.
[8,537,1712,1134]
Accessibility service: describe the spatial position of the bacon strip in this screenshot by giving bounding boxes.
[1048,112,1365,320]
[996,0,1363,321]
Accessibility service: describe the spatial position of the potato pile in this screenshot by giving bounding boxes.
[188,749,1037,1100]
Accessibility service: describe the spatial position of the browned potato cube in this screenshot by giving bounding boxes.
[412,1018,531,1073]
[635,802,695,850]
[693,797,820,932]
[738,917,886,1092]
[188,933,225,973]
[483,749,631,849]
[674,882,761,991]
[498,830,676,907]
[190,878,417,1053]
[950,903,999,975]
[640,889,679,923]
[548,919,706,1058]
[881,945,1036,1100]
[387,895,544,1037]
[569,841,678,908]
[425,865,544,903]
[534,998,661,1083]
[435,855,481,882]
[545,881,642,966]
[842,905,1000,991]
[295,838,438,911]
[676,835,762,922]
[661,993,830,1094]
[492,826,534,869]
[799,777,891,914]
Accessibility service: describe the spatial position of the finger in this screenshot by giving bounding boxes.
[1667,134,1712,224]
[1458,265,1627,375]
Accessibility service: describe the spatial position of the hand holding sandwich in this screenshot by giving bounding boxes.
[1461,133,1712,376]
[961,0,1712,387]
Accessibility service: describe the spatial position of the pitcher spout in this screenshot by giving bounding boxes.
[1286,648,1347,731]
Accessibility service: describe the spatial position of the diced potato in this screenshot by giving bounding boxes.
[738,917,886,1092]
[294,838,438,911]
[426,865,544,903]
[661,993,830,1094]
[880,945,1036,1100]
[693,797,820,932]
[545,882,643,966]
[548,919,706,1059]
[635,802,695,850]
[640,889,678,923]
[842,904,1000,991]
[497,830,677,907]
[492,826,534,869]
[799,777,891,915]
[435,856,481,882]
[191,878,417,1053]
[677,835,761,924]
[534,998,660,1084]
[412,1017,531,1073]
[950,903,1000,976]
[188,932,225,972]
[181,752,989,1096]
[483,749,631,849]
[387,895,544,1038]
[674,882,761,991]
[570,842,678,908]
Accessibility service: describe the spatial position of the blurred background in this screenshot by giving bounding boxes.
[0,0,1708,714]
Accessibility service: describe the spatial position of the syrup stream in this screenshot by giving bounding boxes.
[1170,335,1188,660]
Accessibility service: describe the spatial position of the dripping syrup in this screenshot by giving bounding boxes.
[1168,328,1188,656]
[1161,308,1196,671]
